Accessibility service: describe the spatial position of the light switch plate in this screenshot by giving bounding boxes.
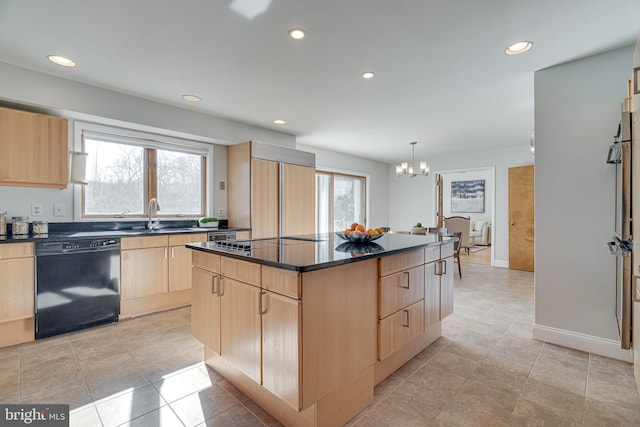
[54,203,65,217]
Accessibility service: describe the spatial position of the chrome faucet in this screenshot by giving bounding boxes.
[147,198,161,230]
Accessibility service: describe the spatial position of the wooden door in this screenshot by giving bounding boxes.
[509,165,535,271]
[262,290,301,410]
[121,247,168,299]
[282,164,315,236]
[251,159,279,239]
[191,267,220,353]
[221,277,262,383]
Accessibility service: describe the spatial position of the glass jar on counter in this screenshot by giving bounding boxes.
[33,220,48,235]
[12,216,29,236]
[0,211,6,236]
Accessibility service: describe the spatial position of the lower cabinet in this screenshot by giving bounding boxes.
[192,265,221,353]
[121,233,207,317]
[0,242,35,347]
[439,243,455,320]
[220,277,262,383]
[262,290,301,409]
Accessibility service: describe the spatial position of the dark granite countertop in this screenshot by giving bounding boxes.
[187,232,456,272]
[0,220,249,243]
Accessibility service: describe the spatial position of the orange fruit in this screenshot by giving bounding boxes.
[367,229,379,236]
[356,224,366,232]
[344,229,352,235]
[350,223,359,231]
[375,227,383,234]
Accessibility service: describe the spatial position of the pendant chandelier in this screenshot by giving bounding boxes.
[395,141,429,177]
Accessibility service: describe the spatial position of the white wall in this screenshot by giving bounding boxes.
[534,45,634,361]
[441,169,494,221]
[297,144,390,229]
[388,145,532,267]
[0,61,296,223]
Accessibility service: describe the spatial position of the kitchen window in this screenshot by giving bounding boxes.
[80,127,209,219]
[316,171,366,233]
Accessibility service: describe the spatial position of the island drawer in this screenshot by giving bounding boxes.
[378,299,424,360]
[441,242,454,258]
[168,233,208,246]
[425,246,440,263]
[192,250,220,273]
[262,266,301,299]
[378,265,424,318]
[221,256,261,286]
[379,249,424,276]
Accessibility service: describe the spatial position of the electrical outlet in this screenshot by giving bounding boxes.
[54,203,65,217]
[31,204,42,216]
[219,181,225,190]
[218,208,223,217]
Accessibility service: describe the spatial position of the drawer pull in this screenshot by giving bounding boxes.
[402,309,410,328]
[258,290,268,315]
[435,262,442,276]
[441,260,447,275]
[400,271,410,289]
[211,274,216,295]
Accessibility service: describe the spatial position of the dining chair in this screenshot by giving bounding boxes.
[452,231,462,278]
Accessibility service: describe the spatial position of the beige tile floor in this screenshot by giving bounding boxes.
[0,262,638,426]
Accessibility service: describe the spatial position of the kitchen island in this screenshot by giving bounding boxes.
[187,233,456,427]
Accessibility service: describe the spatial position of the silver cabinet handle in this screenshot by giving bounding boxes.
[442,259,447,275]
[400,271,410,289]
[402,309,410,328]
[258,290,268,315]
[171,247,175,258]
[211,274,216,295]
[217,276,224,297]
[164,247,168,259]
[435,261,442,276]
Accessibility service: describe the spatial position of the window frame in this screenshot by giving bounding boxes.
[316,170,368,233]
[74,122,213,221]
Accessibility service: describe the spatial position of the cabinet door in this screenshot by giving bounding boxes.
[191,267,220,353]
[424,260,441,329]
[169,246,194,291]
[121,247,168,299]
[262,291,301,410]
[0,257,34,321]
[440,257,454,320]
[251,159,279,239]
[282,163,315,236]
[0,107,68,188]
[378,300,424,360]
[221,277,261,383]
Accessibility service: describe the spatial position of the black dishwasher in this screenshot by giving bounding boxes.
[35,238,121,339]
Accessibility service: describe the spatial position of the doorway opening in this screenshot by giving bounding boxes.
[432,166,496,266]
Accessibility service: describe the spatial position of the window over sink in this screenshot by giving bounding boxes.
[78,124,210,219]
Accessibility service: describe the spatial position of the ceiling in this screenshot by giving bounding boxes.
[0,1,638,164]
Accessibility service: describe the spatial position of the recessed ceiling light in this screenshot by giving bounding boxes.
[47,55,76,67]
[505,41,534,55]
[182,94,201,102]
[362,71,375,79]
[289,28,306,40]
[273,119,286,125]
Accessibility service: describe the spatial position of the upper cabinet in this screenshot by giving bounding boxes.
[0,107,69,189]
[227,141,316,238]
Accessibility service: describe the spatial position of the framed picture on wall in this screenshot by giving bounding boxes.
[451,180,485,213]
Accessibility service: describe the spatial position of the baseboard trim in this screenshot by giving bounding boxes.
[494,260,508,268]
[533,324,632,362]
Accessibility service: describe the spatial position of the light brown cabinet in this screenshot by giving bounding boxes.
[378,300,425,360]
[121,233,207,317]
[227,140,316,238]
[439,243,455,320]
[0,242,35,347]
[0,107,68,188]
[192,265,221,353]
